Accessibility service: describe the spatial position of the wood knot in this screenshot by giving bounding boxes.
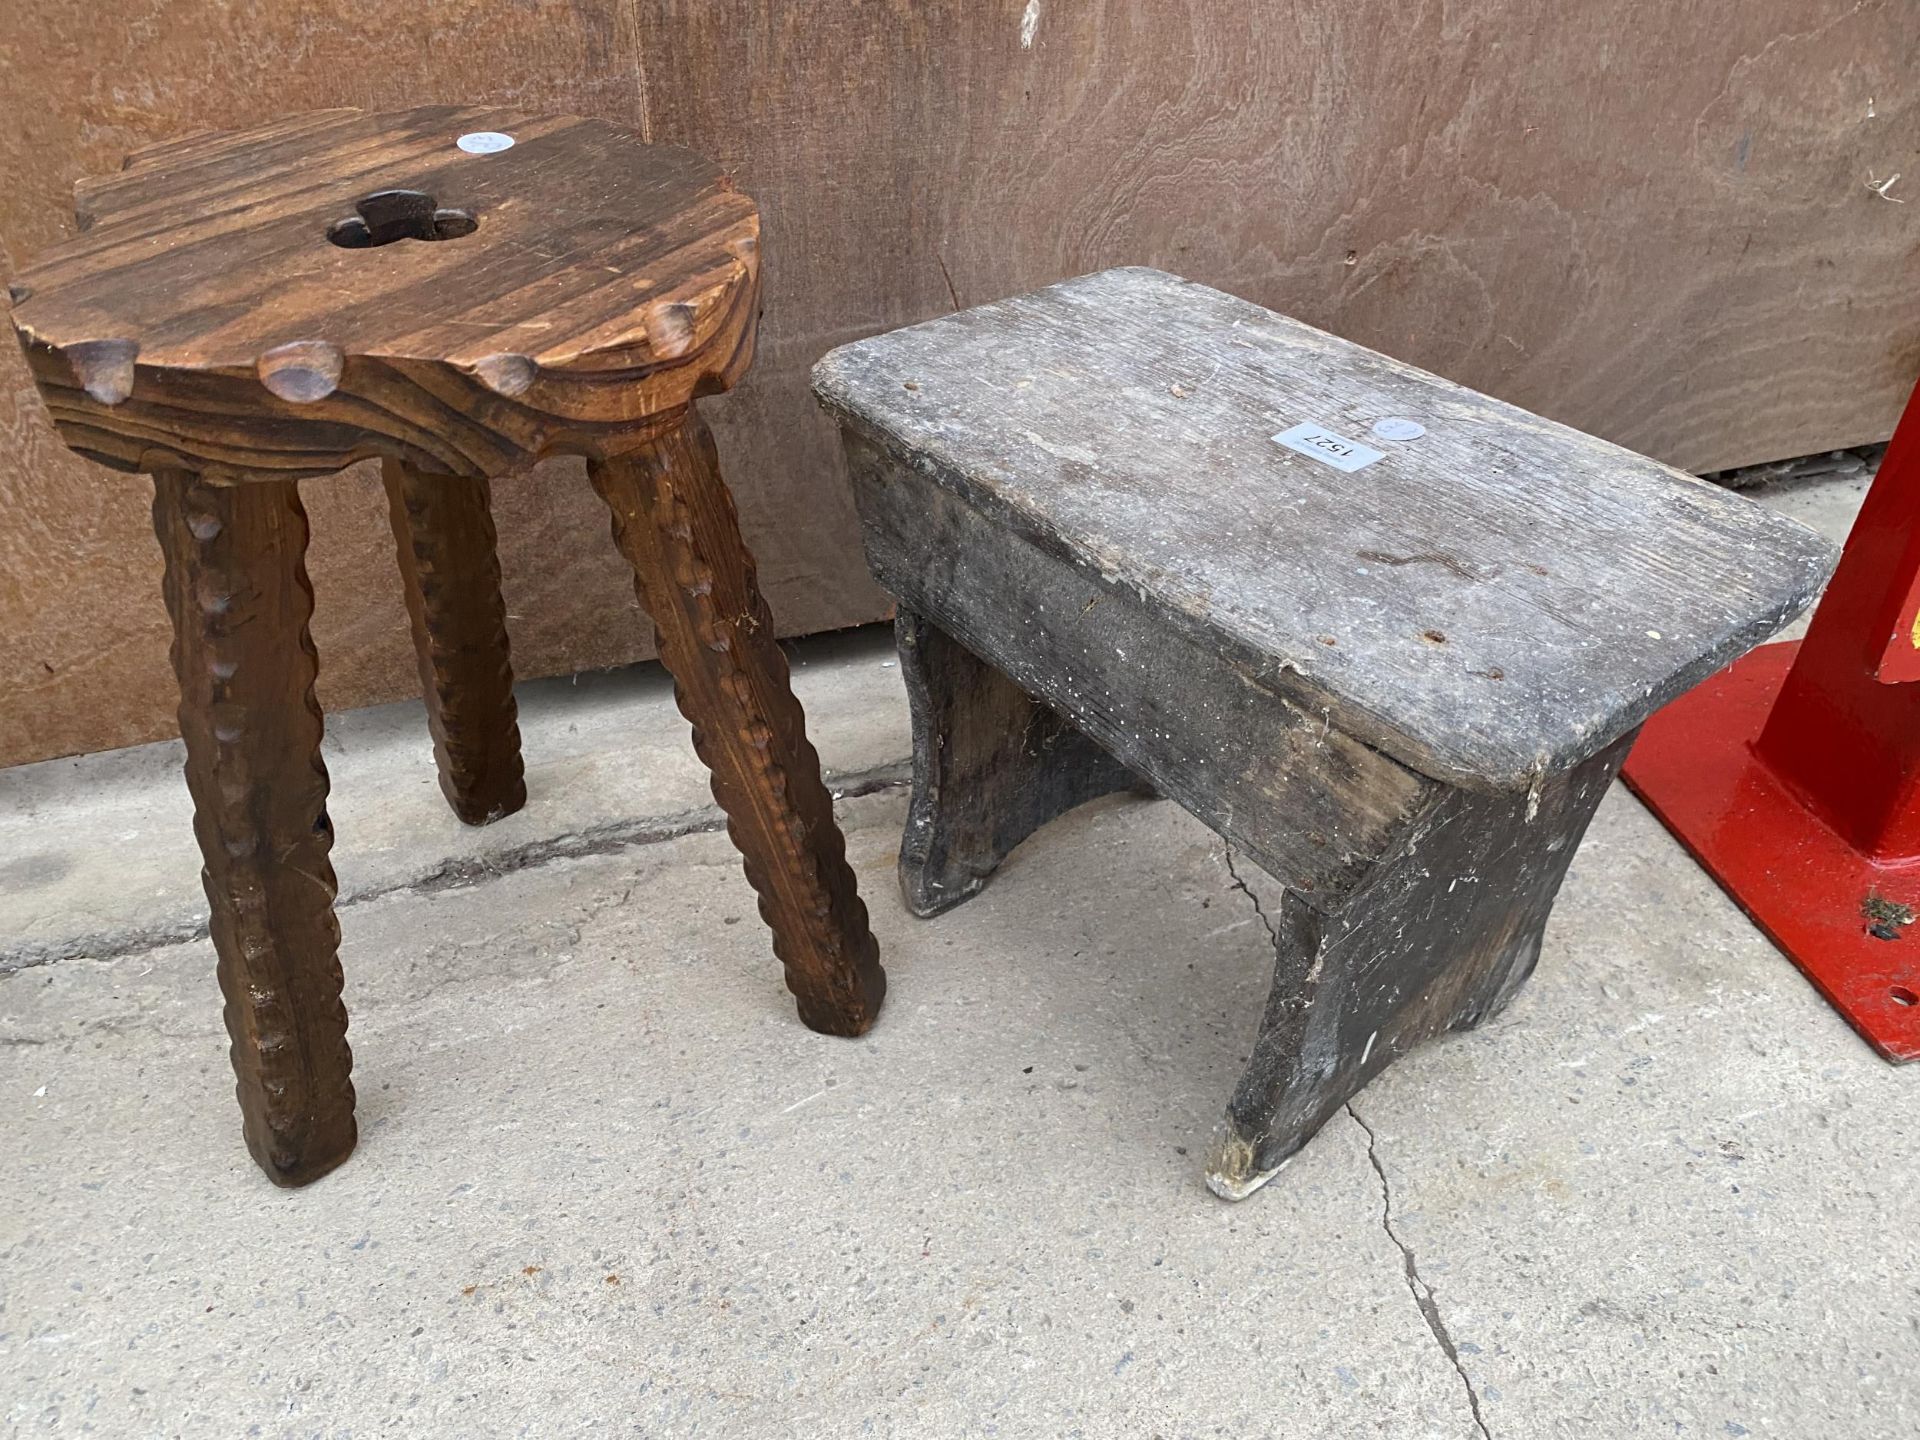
[258,340,344,403]
[65,338,140,405]
[473,353,536,397]
[645,302,698,360]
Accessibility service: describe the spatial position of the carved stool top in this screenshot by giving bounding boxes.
[815,266,1837,790]
[9,106,760,480]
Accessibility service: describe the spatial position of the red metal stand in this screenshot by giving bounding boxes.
[1622,384,1920,1062]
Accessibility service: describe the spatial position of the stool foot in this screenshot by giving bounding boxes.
[895,609,1149,917]
[1203,732,1632,1201]
[153,470,357,1187]
[589,412,885,1035]
[382,460,527,826]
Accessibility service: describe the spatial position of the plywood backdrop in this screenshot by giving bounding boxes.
[2,1,1915,767]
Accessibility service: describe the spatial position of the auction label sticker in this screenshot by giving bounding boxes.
[457,131,516,154]
[1271,422,1385,473]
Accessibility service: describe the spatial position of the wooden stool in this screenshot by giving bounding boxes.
[814,267,1834,1199]
[9,107,885,1187]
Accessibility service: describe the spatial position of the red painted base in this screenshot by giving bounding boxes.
[1622,640,1920,1062]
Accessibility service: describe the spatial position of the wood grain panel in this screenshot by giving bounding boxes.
[2,0,1913,765]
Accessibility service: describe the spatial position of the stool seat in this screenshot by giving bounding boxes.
[11,106,758,479]
[814,266,1834,789]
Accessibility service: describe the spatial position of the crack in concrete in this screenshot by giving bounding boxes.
[1221,843,1279,947]
[0,762,911,976]
[2,917,217,978]
[1349,1102,1492,1440]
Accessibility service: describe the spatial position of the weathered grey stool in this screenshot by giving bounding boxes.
[813,267,1835,1199]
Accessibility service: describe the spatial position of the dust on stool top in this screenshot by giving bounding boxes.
[9,106,759,479]
[814,267,1837,790]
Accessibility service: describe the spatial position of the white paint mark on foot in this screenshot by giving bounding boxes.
[1360,1030,1377,1066]
[1020,0,1041,49]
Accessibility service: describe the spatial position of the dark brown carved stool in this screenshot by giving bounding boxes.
[814,267,1834,1200]
[9,107,884,1187]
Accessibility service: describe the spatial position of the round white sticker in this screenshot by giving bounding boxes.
[456,131,515,155]
[1371,417,1426,441]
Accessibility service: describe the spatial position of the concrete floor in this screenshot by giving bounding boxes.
[4,469,1915,1438]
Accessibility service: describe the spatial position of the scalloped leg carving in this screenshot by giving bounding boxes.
[152,470,357,1187]
[382,460,527,826]
[589,411,885,1036]
[895,609,1150,917]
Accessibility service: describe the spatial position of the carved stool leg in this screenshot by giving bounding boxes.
[896,609,1148,917]
[152,469,356,1187]
[1204,732,1634,1200]
[382,459,527,826]
[589,411,886,1035]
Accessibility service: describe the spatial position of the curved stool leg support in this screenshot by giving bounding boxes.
[382,460,527,826]
[153,470,357,1187]
[895,609,1149,917]
[1204,732,1633,1200]
[589,411,886,1035]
